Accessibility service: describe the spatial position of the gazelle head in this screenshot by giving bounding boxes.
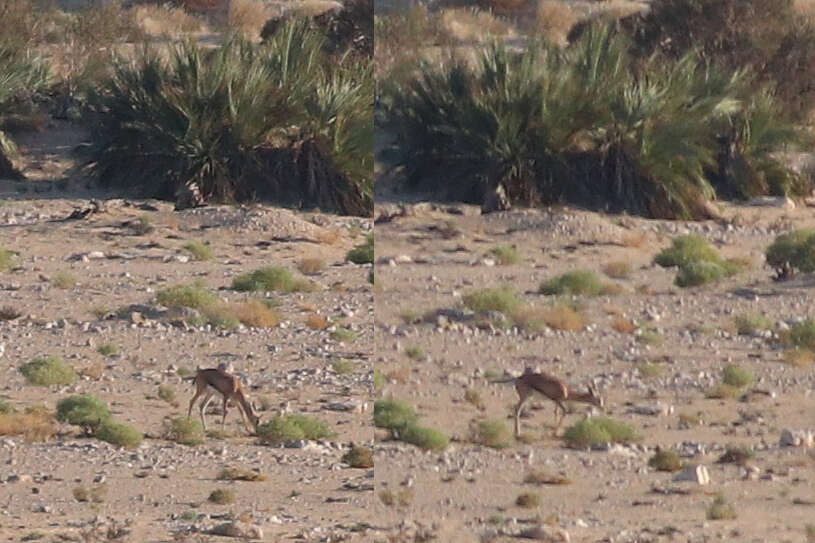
[586,384,604,409]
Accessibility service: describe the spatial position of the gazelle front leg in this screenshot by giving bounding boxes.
[554,400,567,433]
[514,396,529,438]
[199,391,215,432]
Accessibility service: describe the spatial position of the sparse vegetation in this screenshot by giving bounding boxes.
[164,417,205,446]
[603,261,632,279]
[56,395,111,434]
[637,362,664,378]
[515,492,541,508]
[298,257,326,275]
[232,267,314,293]
[0,410,56,442]
[523,470,572,486]
[734,313,773,336]
[400,423,450,451]
[655,235,744,287]
[96,343,118,357]
[539,270,608,296]
[463,286,522,314]
[783,348,815,368]
[347,234,374,264]
[217,467,267,482]
[707,494,737,520]
[379,487,414,507]
[785,319,815,350]
[156,282,217,310]
[648,448,684,472]
[563,417,640,448]
[489,245,520,265]
[717,445,755,466]
[256,414,335,445]
[464,388,485,410]
[471,419,512,449]
[404,346,424,360]
[51,271,77,289]
[20,356,78,386]
[183,241,213,261]
[374,398,448,450]
[342,445,374,468]
[208,488,236,505]
[706,383,741,400]
[157,384,177,406]
[306,313,329,330]
[0,305,21,321]
[330,327,358,343]
[95,420,143,448]
[722,364,755,388]
[332,359,355,375]
[0,247,14,271]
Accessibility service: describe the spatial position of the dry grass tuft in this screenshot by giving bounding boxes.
[218,466,267,481]
[228,300,280,328]
[79,363,104,381]
[621,231,648,248]
[603,260,632,279]
[306,313,329,330]
[784,348,815,368]
[134,4,205,39]
[523,470,572,485]
[536,0,579,45]
[298,257,327,275]
[440,7,514,43]
[0,411,56,442]
[542,304,586,331]
[611,316,637,334]
[228,0,277,37]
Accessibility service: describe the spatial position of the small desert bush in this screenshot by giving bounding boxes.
[96,343,118,357]
[612,316,637,334]
[156,282,217,310]
[523,470,571,485]
[51,271,76,289]
[342,445,374,468]
[766,229,815,278]
[637,362,664,378]
[539,270,608,296]
[0,399,12,414]
[183,241,213,261]
[400,423,449,451]
[379,487,414,507]
[648,448,683,472]
[785,319,815,350]
[489,245,520,265]
[536,0,579,45]
[722,364,754,388]
[0,410,56,442]
[95,421,143,448]
[563,417,640,448]
[298,257,326,275]
[636,329,663,345]
[404,346,424,360]
[603,261,632,279]
[217,466,267,481]
[784,348,815,368]
[655,235,721,268]
[164,417,205,446]
[256,414,335,445]
[332,359,355,374]
[678,412,702,428]
[232,267,314,293]
[471,419,512,449]
[675,260,727,287]
[515,492,541,508]
[227,300,280,328]
[706,383,741,399]
[734,313,773,336]
[228,0,274,37]
[56,395,111,434]
[330,327,357,342]
[463,286,522,314]
[306,313,329,330]
[0,247,14,271]
[374,399,418,432]
[541,304,586,331]
[347,234,374,264]
[134,4,205,39]
[208,488,236,505]
[717,445,754,466]
[0,305,21,320]
[464,388,485,410]
[707,494,737,520]
[73,484,106,503]
[157,384,177,405]
[20,356,77,386]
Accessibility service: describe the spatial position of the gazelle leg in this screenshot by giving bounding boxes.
[554,401,567,433]
[199,392,215,432]
[514,396,529,438]
[221,395,230,430]
[187,386,204,420]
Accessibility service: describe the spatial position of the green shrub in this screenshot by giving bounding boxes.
[164,417,205,446]
[648,449,683,472]
[156,282,217,310]
[539,269,607,296]
[706,383,741,399]
[256,414,335,445]
[471,419,512,449]
[489,245,520,265]
[722,364,754,388]
[655,235,723,268]
[766,229,815,277]
[331,360,355,374]
[183,241,213,261]
[347,234,374,264]
[96,343,118,357]
[51,271,77,289]
[0,399,13,414]
[231,267,313,293]
[374,399,418,432]
[86,27,372,216]
[330,327,357,342]
[208,488,236,505]
[342,445,374,468]
[786,319,815,350]
[734,313,772,336]
[400,423,449,451]
[404,346,424,360]
[0,247,14,271]
[675,260,726,287]
[157,384,177,405]
[56,395,111,434]
[20,357,77,386]
[95,421,143,448]
[462,286,522,314]
[373,369,385,392]
[707,493,737,520]
[562,416,640,448]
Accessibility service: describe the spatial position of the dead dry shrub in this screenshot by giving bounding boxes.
[298,257,327,275]
[0,410,56,442]
[536,0,579,45]
[543,304,586,331]
[228,300,280,328]
[621,231,648,248]
[228,0,276,37]
[133,4,205,39]
[603,260,632,278]
[440,7,514,42]
[79,362,104,381]
[611,316,637,334]
[306,313,329,330]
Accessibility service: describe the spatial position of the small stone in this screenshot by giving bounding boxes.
[673,465,710,485]
[779,429,814,448]
[208,521,263,539]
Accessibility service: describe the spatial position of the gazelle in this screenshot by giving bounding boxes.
[187,367,261,434]
[493,367,604,437]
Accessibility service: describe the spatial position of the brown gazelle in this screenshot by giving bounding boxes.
[494,367,604,437]
[187,367,261,434]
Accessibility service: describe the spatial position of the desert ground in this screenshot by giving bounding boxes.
[0,125,374,541]
[373,198,815,542]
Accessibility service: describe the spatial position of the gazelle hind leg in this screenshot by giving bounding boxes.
[199,392,215,432]
[187,386,204,420]
[514,397,529,438]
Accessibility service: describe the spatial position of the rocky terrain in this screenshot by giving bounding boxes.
[373,199,815,542]
[0,196,374,542]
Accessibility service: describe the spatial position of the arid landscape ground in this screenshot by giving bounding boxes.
[0,122,374,542]
[373,199,815,542]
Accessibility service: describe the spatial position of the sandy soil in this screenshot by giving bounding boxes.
[0,193,374,542]
[373,200,815,542]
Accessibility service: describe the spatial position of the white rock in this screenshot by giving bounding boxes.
[673,465,710,485]
[779,429,814,448]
